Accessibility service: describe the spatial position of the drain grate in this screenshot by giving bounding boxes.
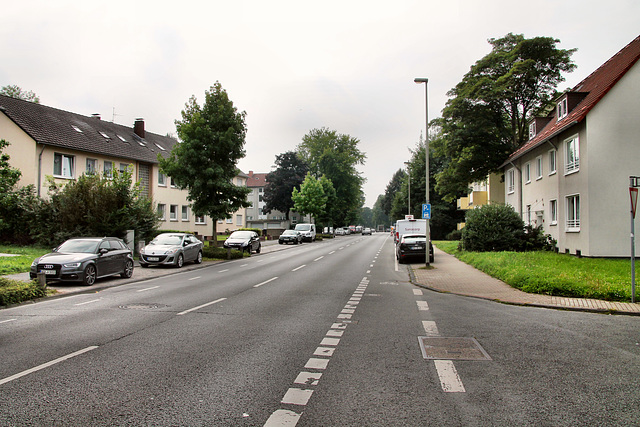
[119,303,166,310]
[418,337,491,361]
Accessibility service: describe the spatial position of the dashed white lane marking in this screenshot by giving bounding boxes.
[254,277,278,288]
[294,371,322,385]
[329,251,336,254]
[417,301,429,311]
[291,265,306,272]
[188,276,201,281]
[434,360,466,392]
[0,346,98,386]
[314,256,324,261]
[264,409,301,426]
[177,298,226,315]
[305,358,329,370]
[413,289,423,296]
[0,319,17,324]
[218,269,229,273]
[281,388,314,405]
[137,286,159,292]
[74,299,100,306]
[422,320,440,336]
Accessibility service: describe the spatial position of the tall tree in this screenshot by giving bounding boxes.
[0,85,40,103]
[291,172,327,223]
[263,151,308,219]
[434,33,576,200]
[381,169,406,216]
[297,127,366,226]
[371,194,390,229]
[159,82,251,243]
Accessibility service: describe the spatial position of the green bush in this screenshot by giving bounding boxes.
[203,246,244,260]
[0,278,47,306]
[446,229,463,241]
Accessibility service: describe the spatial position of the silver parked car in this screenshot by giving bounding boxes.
[139,233,203,268]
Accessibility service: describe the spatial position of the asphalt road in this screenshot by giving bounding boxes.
[1,234,638,426]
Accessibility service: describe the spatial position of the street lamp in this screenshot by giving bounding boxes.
[404,161,410,216]
[414,77,430,267]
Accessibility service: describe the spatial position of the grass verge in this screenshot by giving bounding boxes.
[433,241,636,302]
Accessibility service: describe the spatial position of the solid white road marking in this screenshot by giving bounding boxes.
[263,409,302,426]
[434,360,466,392]
[0,346,98,386]
[177,298,226,315]
[281,388,314,405]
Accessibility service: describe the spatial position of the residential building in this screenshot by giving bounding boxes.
[245,171,309,238]
[0,94,246,242]
[502,35,640,257]
[456,173,505,230]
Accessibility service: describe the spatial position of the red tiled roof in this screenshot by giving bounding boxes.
[506,34,640,163]
[246,171,268,188]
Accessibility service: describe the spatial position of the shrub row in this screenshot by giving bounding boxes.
[0,278,47,306]
[203,246,244,260]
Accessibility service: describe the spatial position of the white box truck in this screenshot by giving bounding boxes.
[394,219,427,244]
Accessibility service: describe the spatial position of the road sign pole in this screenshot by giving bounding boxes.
[630,180,639,303]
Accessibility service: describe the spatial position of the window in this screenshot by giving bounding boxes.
[566,195,580,231]
[170,205,178,221]
[259,195,264,202]
[507,169,515,194]
[550,199,558,225]
[181,206,189,221]
[565,135,580,174]
[549,150,557,175]
[236,214,243,226]
[529,122,536,139]
[119,163,130,172]
[557,97,568,120]
[99,131,110,139]
[236,178,243,186]
[158,172,166,186]
[535,156,543,180]
[259,188,263,193]
[72,125,83,133]
[195,216,206,225]
[53,153,74,178]
[104,161,113,178]
[524,163,531,184]
[170,177,177,188]
[86,158,97,175]
[117,135,127,142]
[525,205,532,226]
[218,219,223,224]
[157,204,166,220]
[226,218,233,224]
[154,143,166,151]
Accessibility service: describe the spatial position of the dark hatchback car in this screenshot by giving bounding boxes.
[396,234,434,264]
[30,237,134,286]
[278,230,302,245]
[223,230,261,254]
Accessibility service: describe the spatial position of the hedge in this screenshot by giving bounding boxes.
[0,278,47,306]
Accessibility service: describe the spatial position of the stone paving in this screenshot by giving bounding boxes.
[410,247,640,315]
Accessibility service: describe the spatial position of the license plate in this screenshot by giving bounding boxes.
[148,257,159,262]
[411,246,422,250]
[40,270,56,275]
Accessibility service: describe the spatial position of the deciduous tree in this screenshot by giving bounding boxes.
[263,151,308,219]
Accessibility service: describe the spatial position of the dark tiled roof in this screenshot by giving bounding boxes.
[0,94,176,164]
[246,172,268,188]
[506,34,640,163]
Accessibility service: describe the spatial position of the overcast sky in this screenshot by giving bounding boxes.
[2,1,638,207]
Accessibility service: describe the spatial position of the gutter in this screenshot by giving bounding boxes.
[37,144,45,197]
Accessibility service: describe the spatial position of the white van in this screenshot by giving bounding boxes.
[294,223,316,242]
[394,219,427,244]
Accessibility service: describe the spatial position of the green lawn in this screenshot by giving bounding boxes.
[0,245,51,276]
[433,241,636,302]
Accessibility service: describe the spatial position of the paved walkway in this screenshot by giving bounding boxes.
[410,247,640,315]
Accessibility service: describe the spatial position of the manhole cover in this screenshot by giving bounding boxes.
[418,337,491,361]
[119,303,166,310]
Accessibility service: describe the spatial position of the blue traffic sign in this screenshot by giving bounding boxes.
[422,203,431,219]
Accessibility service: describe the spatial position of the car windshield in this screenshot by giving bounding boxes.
[151,235,183,245]
[403,235,426,244]
[295,225,310,231]
[57,239,100,253]
[282,230,297,236]
[229,231,253,239]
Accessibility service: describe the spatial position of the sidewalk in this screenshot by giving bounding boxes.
[410,247,640,316]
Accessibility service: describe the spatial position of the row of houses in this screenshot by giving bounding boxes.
[0,94,302,241]
[458,34,640,257]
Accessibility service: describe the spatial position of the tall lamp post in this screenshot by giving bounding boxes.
[414,77,430,267]
[404,161,411,216]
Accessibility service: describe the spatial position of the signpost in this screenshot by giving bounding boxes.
[630,177,640,303]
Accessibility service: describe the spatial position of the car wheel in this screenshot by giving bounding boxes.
[279,241,283,245]
[121,259,134,278]
[195,251,203,264]
[83,264,97,286]
[176,254,184,268]
[256,243,261,254]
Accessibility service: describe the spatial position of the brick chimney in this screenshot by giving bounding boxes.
[134,118,145,138]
